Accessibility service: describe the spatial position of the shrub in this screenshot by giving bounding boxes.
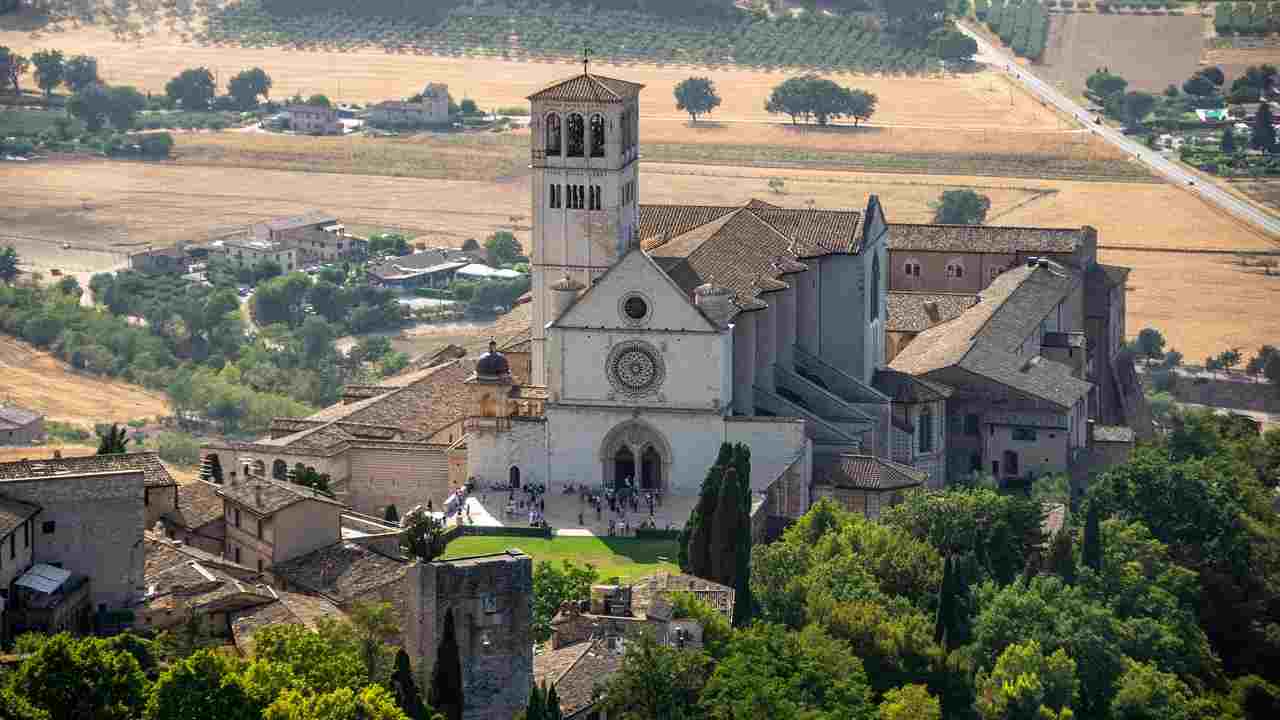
[155,431,201,466]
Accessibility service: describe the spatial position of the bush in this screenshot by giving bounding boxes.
[45,420,92,444]
[155,431,201,466]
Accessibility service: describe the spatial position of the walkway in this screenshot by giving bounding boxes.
[957,22,1280,239]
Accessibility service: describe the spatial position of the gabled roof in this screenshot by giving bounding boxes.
[163,480,225,531]
[261,211,337,232]
[535,638,626,717]
[527,72,644,103]
[889,263,1092,409]
[0,406,41,427]
[0,451,176,488]
[887,223,1086,254]
[271,541,407,604]
[301,360,474,440]
[232,590,346,651]
[887,292,979,333]
[217,478,345,516]
[872,369,953,403]
[814,454,926,491]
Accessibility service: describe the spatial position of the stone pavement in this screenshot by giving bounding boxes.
[464,484,699,537]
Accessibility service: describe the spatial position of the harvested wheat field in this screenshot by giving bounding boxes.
[1100,249,1280,361]
[0,336,170,427]
[1041,14,1204,98]
[0,18,1062,129]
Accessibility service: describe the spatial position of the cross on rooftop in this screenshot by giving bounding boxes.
[583,46,592,74]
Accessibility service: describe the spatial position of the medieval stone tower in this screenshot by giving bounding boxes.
[527,65,644,385]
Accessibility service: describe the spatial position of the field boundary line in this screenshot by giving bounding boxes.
[986,189,1060,222]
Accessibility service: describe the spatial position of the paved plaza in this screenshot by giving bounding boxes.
[456,482,699,537]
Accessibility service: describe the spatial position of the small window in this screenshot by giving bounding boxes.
[235,508,241,528]
[42,520,55,534]
[917,410,933,453]
[964,414,980,436]
[566,113,585,157]
[623,295,648,320]
[8,533,13,559]
[946,263,964,279]
[258,558,264,572]
[1012,427,1038,442]
[234,546,241,564]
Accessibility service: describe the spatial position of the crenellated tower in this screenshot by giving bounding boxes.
[526,62,643,385]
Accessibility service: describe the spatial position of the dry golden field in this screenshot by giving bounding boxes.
[1099,249,1280,362]
[0,19,1062,129]
[0,445,97,462]
[0,336,170,427]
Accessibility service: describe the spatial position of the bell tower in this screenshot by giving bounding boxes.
[527,56,643,385]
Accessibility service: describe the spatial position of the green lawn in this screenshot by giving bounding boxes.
[440,535,680,583]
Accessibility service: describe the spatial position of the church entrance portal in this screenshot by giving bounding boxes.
[641,446,661,490]
[600,420,672,493]
[613,447,635,490]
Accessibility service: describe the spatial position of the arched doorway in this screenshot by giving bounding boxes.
[509,466,521,489]
[641,446,662,490]
[272,459,288,481]
[613,447,635,490]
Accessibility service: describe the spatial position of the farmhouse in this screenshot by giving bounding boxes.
[251,211,365,265]
[0,406,43,445]
[211,236,298,274]
[367,247,475,290]
[127,245,192,275]
[368,83,451,128]
[287,104,342,135]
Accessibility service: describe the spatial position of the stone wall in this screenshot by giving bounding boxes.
[348,446,451,518]
[0,470,146,609]
[406,552,533,720]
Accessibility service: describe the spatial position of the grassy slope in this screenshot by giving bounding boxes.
[440,535,680,583]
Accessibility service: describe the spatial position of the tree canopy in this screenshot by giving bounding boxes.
[165,67,217,110]
[766,75,877,126]
[674,76,722,123]
[931,189,991,225]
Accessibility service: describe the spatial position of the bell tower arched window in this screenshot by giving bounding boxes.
[545,113,561,156]
[566,113,584,157]
[590,114,606,157]
[870,253,881,321]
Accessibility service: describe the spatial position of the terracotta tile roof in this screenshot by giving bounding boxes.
[271,541,407,604]
[0,496,39,539]
[872,369,953,403]
[887,223,1085,254]
[886,292,979,332]
[140,559,275,614]
[217,478,345,516]
[0,451,176,488]
[889,264,1092,409]
[527,72,644,103]
[814,454,926,491]
[163,480,224,531]
[232,590,346,652]
[145,533,255,578]
[751,207,864,256]
[536,638,625,717]
[301,360,472,440]
[639,205,740,247]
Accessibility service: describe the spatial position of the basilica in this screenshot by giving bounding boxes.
[205,66,1142,528]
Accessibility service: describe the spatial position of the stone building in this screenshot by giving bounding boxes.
[0,406,43,445]
[159,480,226,555]
[811,454,925,520]
[218,477,346,572]
[0,496,40,643]
[287,104,341,135]
[211,237,298,274]
[405,550,533,720]
[251,211,363,265]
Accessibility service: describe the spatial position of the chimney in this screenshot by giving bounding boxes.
[694,282,736,328]
[550,275,585,322]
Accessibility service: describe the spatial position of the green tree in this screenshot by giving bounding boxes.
[878,684,941,720]
[0,245,18,283]
[1082,501,1102,573]
[389,648,432,720]
[484,231,522,267]
[601,634,712,720]
[145,650,255,720]
[289,463,332,495]
[933,555,958,648]
[56,275,83,299]
[699,623,876,720]
[105,85,145,130]
[307,93,332,108]
[384,504,400,523]
[765,75,814,124]
[30,49,65,100]
[674,76,722,123]
[1120,91,1156,128]
[1253,101,1277,152]
[165,67,216,110]
[68,83,112,131]
[400,506,449,562]
[1085,69,1127,104]
[264,686,409,720]
[669,591,733,659]
[0,46,31,96]
[1135,327,1166,364]
[97,422,131,454]
[63,54,100,93]
[933,29,978,64]
[1109,659,1198,720]
[682,443,733,577]
[931,189,991,225]
[428,609,464,720]
[1222,126,1238,154]
[228,67,273,110]
[10,633,149,720]
[458,98,478,115]
[974,640,1079,720]
[532,559,597,642]
[1046,525,1076,585]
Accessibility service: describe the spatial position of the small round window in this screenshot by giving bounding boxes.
[623,296,648,320]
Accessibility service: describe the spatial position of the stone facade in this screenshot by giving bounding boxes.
[405,551,534,720]
[0,469,146,610]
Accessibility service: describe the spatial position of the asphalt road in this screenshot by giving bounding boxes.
[957,23,1280,239]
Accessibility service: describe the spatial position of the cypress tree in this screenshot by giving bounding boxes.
[710,467,742,586]
[1253,102,1277,153]
[1047,525,1076,585]
[391,648,427,720]
[1222,126,1237,154]
[1082,503,1103,574]
[934,555,955,649]
[524,682,546,720]
[428,609,464,720]
[682,444,732,577]
[731,444,753,627]
[545,684,563,720]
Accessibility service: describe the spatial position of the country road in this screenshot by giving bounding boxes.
[957,22,1280,239]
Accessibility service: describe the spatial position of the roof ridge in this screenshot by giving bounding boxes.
[888,221,1083,231]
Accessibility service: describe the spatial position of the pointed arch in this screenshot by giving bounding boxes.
[590,113,606,157]
[599,419,672,491]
